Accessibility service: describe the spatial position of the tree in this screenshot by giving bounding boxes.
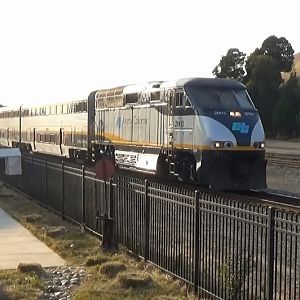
[244,48,263,83]
[261,35,294,72]
[273,73,300,136]
[212,48,246,82]
[244,35,295,136]
[246,55,282,135]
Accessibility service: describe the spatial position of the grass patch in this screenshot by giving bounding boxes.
[85,256,108,267]
[99,261,126,278]
[0,269,44,300]
[117,271,153,289]
[0,184,196,300]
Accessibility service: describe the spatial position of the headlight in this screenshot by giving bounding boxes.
[229,111,242,117]
[213,141,233,149]
[253,141,265,149]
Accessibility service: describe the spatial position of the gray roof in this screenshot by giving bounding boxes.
[176,78,246,90]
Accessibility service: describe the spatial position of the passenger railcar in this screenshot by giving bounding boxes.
[0,78,267,190]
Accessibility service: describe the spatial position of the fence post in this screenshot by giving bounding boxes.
[30,155,33,194]
[44,157,48,205]
[81,165,85,225]
[194,190,200,294]
[109,178,114,219]
[61,161,65,220]
[267,206,275,300]
[144,179,150,262]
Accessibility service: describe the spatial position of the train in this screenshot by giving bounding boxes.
[0,77,267,190]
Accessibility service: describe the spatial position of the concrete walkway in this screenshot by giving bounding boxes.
[0,208,65,270]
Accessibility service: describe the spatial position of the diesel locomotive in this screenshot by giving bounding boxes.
[0,78,267,190]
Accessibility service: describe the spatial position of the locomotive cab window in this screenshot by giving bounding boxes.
[185,87,255,112]
[175,92,192,108]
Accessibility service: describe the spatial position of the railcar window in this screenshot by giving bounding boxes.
[175,92,183,107]
[125,93,138,104]
[175,92,191,107]
[75,101,86,113]
[22,109,29,117]
[50,134,56,143]
[151,91,161,101]
[40,107,46,115]
[11,111,19,118]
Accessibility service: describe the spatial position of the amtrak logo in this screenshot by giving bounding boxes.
[232,122,249,134]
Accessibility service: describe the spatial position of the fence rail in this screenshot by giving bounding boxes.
[1,154,300,299]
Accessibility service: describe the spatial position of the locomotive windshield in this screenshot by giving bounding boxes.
[185,87,256,112]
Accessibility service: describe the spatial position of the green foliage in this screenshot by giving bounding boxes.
[243,35,296,136]
[246,54,282,135]
[213,48,246,82]
[273,73,300,137]
[261,35,294,72]
[219,252,254,299]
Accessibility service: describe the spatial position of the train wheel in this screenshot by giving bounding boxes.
[177,156,196,183]
[156,154,169,178]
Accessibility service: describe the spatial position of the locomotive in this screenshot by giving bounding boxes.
[0,78,267,190]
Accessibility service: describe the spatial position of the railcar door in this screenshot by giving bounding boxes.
[7,128,9,147]
[59,128,63,155]
[173,91,194,151]
[33,128,36,150]
[166,89,175,150]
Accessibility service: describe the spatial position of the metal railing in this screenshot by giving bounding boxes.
[1,154,299,299]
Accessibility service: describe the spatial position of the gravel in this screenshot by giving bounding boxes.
[38,266,87,300]
[267,164,300,196]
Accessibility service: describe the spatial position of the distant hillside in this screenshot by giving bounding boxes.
[293,52,300,75]
[282,51,300,80]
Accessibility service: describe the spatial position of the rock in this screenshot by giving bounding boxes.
[24,214,42,222]
[50,285,62,293]
[45,226,67,238]
[61,280,69,286]
[17,263,46,277]
[54,291,62,297]
[70,278,80,285]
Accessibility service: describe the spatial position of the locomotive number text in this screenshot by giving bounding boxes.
[174,120,184,128]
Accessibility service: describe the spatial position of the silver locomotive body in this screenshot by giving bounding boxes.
[92,78,266,190]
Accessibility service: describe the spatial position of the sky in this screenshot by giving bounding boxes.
[0,0,299,106]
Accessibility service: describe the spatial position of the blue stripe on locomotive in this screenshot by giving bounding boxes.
[204,112,259,146]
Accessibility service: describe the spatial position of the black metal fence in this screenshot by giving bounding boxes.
[1,154,300,299]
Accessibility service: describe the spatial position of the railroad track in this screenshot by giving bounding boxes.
[117,168,300,211]
[234,190,300,212]
[266,152,300,168]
